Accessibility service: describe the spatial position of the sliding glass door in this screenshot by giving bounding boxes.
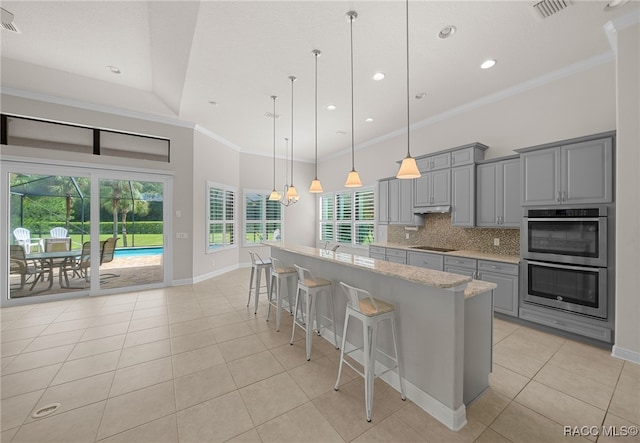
[98,178,164,290]
[3,161,170,304]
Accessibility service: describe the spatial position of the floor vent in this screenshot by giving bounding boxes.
[532,0,573,19]
[32,403,61,419]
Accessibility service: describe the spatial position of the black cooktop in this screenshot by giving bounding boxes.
[409,246,457,252]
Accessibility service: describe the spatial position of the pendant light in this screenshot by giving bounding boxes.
[268,95,282,201]
[284,76,299,204]
[396,0,421,179]
[309,49,324,193]
[344,10,362,188]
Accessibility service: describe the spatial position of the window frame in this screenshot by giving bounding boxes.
[242,189,283,246]
[206,181,237,252]
[318,186,375,248]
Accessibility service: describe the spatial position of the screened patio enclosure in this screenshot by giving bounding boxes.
[7,171,166,299]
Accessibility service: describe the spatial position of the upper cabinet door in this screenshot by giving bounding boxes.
[521,148,561,206]
[476,163,499,227]
[430,152,451,171]
[562,138,612,204]
[501,159,521,227]
[377,180,390,224]
[388,179,401,223]
[413,174,431,207]
[431,169,451,206]
[451,165,474,227]
[398,179,415,224]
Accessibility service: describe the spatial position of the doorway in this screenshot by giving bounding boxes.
[2,161,171,305]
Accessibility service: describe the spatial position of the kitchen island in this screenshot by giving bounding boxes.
[269,243,496,431]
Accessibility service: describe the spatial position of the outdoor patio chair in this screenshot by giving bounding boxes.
[100,237,120,279]
[42,237,73,279]
[61,241,92,287]
[50,227,68,238]
[10,245,52,291]
[13,227,43,253]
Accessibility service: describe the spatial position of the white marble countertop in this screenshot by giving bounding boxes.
[371,242,520,264]
[267,243,497,297]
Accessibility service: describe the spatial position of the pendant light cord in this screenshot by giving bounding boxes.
[314,52,319,180]
[290,77,295,186]
[406,0,411,158]
[272,96,277,190]
[349,13,355,172]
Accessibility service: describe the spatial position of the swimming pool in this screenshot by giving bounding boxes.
[114,247,163,258]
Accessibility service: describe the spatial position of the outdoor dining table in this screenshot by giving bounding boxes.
[26,249,82,288]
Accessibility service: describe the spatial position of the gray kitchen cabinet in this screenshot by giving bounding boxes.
[477,260,519,317]
[476,157,521,228]
[444,256,477,278]
[407,251,444,271]
[377,179,390,224]
[386,248,407,264]
[413,169,450,207]
[451,146,485,167]
[369,245,386,260]
[416,152,451,172]
[520,134,613,206]
[451,164,475,227]
[378,178,414,225]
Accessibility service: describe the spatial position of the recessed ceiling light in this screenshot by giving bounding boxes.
[372,72,385,81]
[480,59,497,69]
[209,100,218,106]
[326,104,337,111]
[438,25,457,39]
[365,117,374,123]
[336,130,347,135]
[106,65,121,74]
[415,92,427,100]
[605,0,630,9]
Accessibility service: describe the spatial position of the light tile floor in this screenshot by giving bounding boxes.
[1,268,639,442]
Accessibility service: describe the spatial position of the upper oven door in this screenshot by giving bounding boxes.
[523,217,607,266]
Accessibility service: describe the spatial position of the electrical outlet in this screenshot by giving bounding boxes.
[493,238,500,246]
[176,232,188,239]
[405,233,410,239]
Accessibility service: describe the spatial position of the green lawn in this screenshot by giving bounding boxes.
[67,234,163,249]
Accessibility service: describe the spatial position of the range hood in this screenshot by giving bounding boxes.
[413,206,451,214]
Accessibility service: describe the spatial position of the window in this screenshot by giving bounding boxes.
[244,190,282,246]
[319,187,375,247]
[207,182,236,250]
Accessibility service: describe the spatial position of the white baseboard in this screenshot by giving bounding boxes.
[612,345,640,364]
[321,328,467,431]
[173,263,240,286]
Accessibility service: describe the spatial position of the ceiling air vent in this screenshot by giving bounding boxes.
[532,0,573,19]
[1,7,19,32]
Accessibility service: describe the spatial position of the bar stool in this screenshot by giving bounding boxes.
[290,265,338,361]
[334,282,406,422]
[246,252,271,314]
[267,257,297,331]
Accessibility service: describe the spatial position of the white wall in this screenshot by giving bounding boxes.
[318,61,617,194]
[0,93,195,283]
[614,21,640,362]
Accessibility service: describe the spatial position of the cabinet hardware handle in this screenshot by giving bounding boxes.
[561,191,566,201]
[496,217,499,224]
[556,192,561,202]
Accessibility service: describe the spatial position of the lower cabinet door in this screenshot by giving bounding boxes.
[479,271,518,317]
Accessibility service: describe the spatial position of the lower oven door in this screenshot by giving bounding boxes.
[523,260,607,319]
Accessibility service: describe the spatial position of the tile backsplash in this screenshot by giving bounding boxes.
[387,213,520,256]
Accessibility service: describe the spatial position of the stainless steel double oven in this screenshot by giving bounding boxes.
[522,206,609,319]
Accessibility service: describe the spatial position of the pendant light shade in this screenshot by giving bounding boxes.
[345,170,363,187]
[268,95,282,201]
[396,0,421,180]
[309,49,324,193]
[344,10,362,188]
